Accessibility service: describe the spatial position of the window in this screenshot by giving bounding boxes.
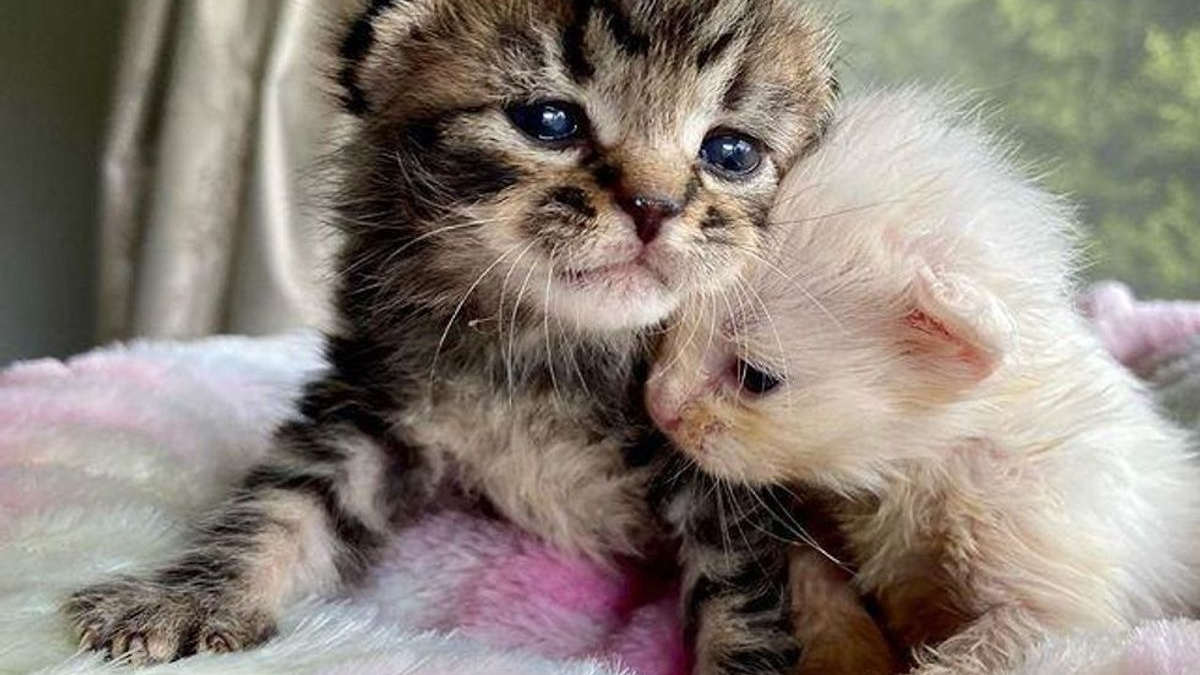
[842,0,1200,298]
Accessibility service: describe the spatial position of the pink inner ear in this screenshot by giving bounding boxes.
[904,308,998,380]
[905,308,955,342]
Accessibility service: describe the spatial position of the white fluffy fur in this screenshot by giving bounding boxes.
[648,89,1200,674]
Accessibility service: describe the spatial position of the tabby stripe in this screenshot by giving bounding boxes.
[725,70,752,112]
[719,645,803,675]
[435,147,524,200]
[392,111,524,204]
[701,206,728,230]
[696,30,737,70]
[593,0,651,56]
[241,466,387,579]
[545,186,598,219]
[155,549,243,587]
[278,421,351,464]
[748,198,772,230]
[338,0,405,115]
[563,0,596,83]
[178,623,203,658]
[737,581,787,614]
[302,336,400,440]
[684,574,720,642]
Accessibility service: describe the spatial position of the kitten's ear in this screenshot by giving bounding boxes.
[335,0,440,117]
[902,265,1016,384]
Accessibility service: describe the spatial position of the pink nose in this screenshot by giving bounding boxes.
[616,193,683,244]
[645,376,687,433]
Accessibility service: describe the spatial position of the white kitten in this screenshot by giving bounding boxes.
[647,89,1200,674]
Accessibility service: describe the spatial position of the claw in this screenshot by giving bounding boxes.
[65,581,274,664]
[108,632,130,660]
[203,632,235,654]
[126,635,149,666]
[77,630,97,653]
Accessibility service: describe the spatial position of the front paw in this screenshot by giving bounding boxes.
[65,577,275,665]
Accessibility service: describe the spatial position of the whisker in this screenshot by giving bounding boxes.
[719,479,769,579]
[507,257,541,403]
[429,245,522,387]
[496,240,540,394]
[652,300,709,379]
[714,285,747,408]
[736,246,848,336]
[770,188,908,223]
[542,246,563,405]
[714,479,736,564]
[753,486,849,572]
[731,276,794,411]
[373,221,481,272]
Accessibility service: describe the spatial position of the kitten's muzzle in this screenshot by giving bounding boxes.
[615,193,683,244]
[646,365,723,435]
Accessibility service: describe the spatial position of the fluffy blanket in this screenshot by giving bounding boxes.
[0,334,681,675]
[1,282,1197,675]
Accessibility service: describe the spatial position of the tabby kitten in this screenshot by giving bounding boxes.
[66,0,837,671]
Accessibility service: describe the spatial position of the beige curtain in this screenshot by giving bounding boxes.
[99,0,346,341]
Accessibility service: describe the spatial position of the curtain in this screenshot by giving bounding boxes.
[99,0,346,341]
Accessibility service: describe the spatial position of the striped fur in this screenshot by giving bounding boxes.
[66,0,837,670]
[659,470,805,675]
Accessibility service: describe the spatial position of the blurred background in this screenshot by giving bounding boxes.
[1,0,1198,364]
[0,2,122,363]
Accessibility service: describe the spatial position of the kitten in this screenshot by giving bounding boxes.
[66,0,837,670]
[647,89,1200,675]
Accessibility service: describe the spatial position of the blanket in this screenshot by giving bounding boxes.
[1,282,1198,675]
[0,334,681,675]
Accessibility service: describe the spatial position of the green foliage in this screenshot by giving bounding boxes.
[839,0,1200,298]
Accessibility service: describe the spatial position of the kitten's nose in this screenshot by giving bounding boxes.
[616,193,683,243]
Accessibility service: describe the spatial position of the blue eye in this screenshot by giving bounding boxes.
[507,101,586,144]
[700,133,763,178]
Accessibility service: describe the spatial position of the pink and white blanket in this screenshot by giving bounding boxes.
[1,282,1198,675]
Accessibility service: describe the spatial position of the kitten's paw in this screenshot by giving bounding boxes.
[65,577,275,665]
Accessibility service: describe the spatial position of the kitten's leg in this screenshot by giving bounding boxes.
[65,353,433,665]
[683,549,801,675]
[788,547,897,675]
[670,477,801,675]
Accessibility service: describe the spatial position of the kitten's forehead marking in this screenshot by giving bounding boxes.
[562,0,753,85]
[559,0,759,152]
[341,0,831,155]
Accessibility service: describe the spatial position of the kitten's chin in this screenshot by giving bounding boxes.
[665,408,789,487]
[545,264,680,333]
[676,440,781,487]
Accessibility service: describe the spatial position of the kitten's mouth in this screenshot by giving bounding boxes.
[544,253,680,330]
[558,258,667,289]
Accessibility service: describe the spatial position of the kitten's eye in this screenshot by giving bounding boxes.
[700,132,763,178]
[735,359,783,395]
[507,101,586,145]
